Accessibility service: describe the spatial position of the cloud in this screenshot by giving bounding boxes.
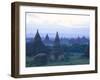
[26,13,90,28]
[26,13,90,38]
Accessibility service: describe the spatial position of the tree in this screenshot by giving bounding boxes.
[84,45,89,58]
[33,53,48,66]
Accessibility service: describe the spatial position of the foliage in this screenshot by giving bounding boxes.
[26,31,89,67]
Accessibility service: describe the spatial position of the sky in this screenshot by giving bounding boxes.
[26,12,90,38]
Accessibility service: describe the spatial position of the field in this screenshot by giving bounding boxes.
[26,52,89,67]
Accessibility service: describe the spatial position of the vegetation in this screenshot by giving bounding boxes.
[26,30,89,67]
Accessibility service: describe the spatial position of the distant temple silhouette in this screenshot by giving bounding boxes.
[26,30,89,64]
[31,30,64,61]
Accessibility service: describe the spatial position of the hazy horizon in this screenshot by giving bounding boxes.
[26,12,90,38]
